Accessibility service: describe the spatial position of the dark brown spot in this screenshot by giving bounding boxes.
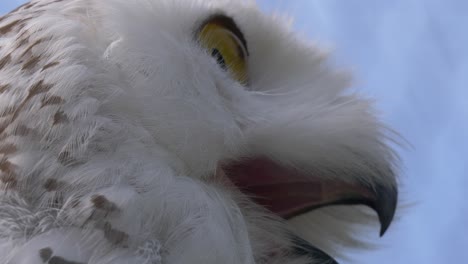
[39,246,84,264]
[103,222,128,245]
[0,144,17,155]
[0,80,53,136]
[22,55,41,70]
[41,95,65,108]
[0,54,11,70]
[0,158,14,173]
[41,61,60,71]
[91,195,107,208]
[0,84,10,93]
[0,173,17,188]
[91,195,118,212]
[44,178,60,191]
[39,247,53,262]
[0,20,22,35]
[53,111,69,125]
[0,80,53,135]
[29,80,52,98]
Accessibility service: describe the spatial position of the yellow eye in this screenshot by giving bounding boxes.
[198,15,249,85]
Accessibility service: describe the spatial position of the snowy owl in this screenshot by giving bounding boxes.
[0,0,399,263]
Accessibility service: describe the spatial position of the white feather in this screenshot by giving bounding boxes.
[0,0,399,263]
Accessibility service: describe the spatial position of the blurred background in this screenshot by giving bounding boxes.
[1,1,467,263]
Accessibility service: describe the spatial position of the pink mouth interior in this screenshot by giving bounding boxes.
[222,158,374,219]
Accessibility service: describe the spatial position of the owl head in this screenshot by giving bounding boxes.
[0,0,399,263]
[98,0,399,261]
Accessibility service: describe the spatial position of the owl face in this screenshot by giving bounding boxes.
[100,0,398,261]
[0,0,398,263]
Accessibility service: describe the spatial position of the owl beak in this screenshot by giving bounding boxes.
[221,157,397,236]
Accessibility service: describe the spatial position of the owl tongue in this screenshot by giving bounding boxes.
[221,157,397,237]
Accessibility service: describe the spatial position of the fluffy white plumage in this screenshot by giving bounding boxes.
[0,0,399,263]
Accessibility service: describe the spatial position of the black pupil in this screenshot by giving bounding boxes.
[211,48,227,70]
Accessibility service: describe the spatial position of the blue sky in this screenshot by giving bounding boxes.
[1,1,466,263]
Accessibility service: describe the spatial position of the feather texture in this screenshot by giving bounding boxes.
[0,0,399,263]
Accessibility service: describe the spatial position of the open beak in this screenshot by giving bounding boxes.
[221,157,397,263]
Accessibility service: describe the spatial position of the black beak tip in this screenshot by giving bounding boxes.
[375,184,398,237]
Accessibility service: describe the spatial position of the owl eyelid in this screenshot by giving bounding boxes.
[196,13,249,56]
